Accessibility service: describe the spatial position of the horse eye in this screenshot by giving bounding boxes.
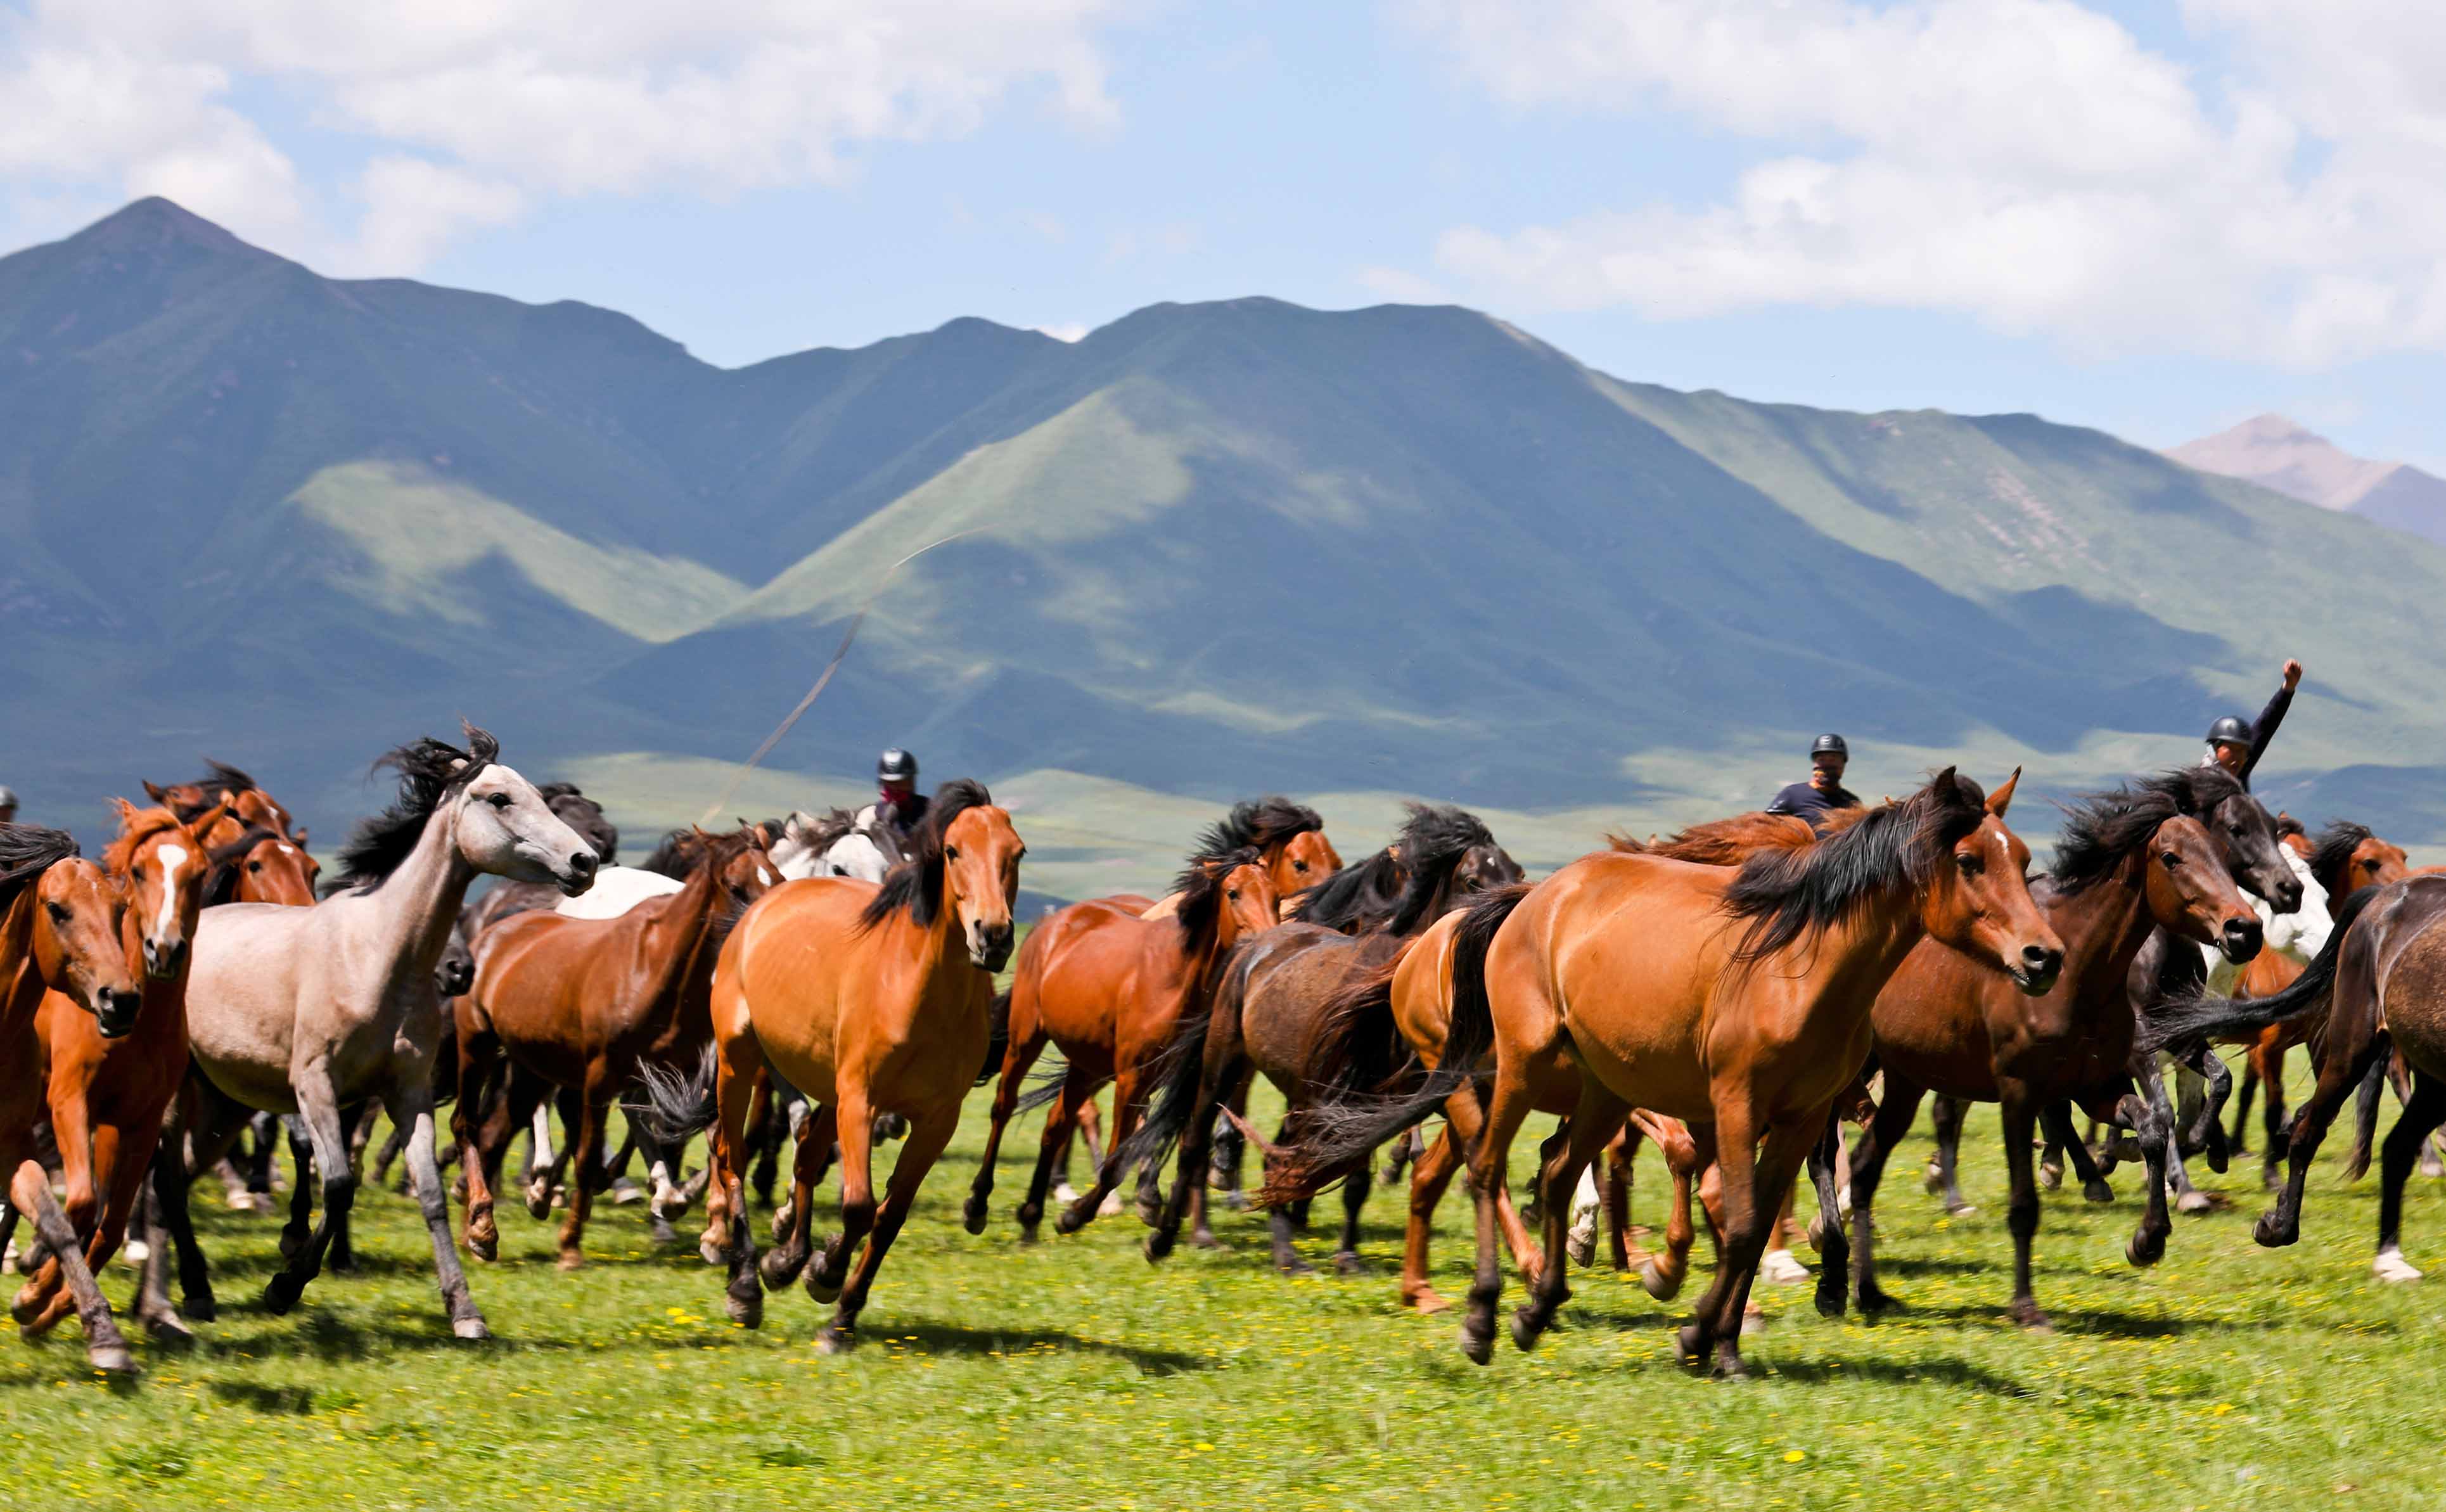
[1227,889,1240,901]
[248,861,263,873]
[45,901,68,924]
[2160,851,2181,868]
[488,793,511,809]
[1293,861,1309,873]
[944,846,960,862]
[1955,853,1982,875]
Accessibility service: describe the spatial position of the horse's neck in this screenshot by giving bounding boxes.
[641,864,729,1030]
[362,809,479,983]
[1800,883,1930,1006]
[2048,853,2158,1006]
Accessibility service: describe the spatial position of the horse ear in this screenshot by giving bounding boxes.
[1986,766,2022,818]
[143,781,170,805]
[293,825,309,847]
[1929,766,1959,802]
[185,798,234,839]
[110,797,139,826]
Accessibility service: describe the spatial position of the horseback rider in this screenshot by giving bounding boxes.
[0,785,16,826]
[2202,658,2303,790]
[857,748,929,847]
[1765,734,1862,833]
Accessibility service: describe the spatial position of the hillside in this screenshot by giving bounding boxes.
[4,199,2444,880]
[2167,414,2446,548]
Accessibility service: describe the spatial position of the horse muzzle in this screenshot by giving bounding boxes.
[142,937,188,981]
[94,987,143,1039]
[2009,944,2063,996]
[556,849,599,897]
[2220,917,2264,964]
[969,922,1015,973]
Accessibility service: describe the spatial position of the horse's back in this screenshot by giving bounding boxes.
[722,878,877,1098]
[1026,902,1165,1051]
[554,866,682,919]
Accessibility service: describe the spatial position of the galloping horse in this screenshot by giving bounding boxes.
[680,780,1020,1352]
[1129,805,1523,1275]
[178,727,598,1336]
[1267,771,2060,1375]
[0,824,144,1372]
[455,826,776,1268]
[964,849,1277,1240]
[772,808,902,883]
[15,801,226,1346]
[1845,773,2262,1329]
[1142,797,1341,920]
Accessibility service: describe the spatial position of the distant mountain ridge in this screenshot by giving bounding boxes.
[2165,414,2446,547]
[5,199,2446,864]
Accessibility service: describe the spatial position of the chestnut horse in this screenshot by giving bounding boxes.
[0,824,144,1372]
[15,800,226,1346]
[964,849,1277,1240]
[1128,805,1523,1276]
[1269,769,2060,1375]
[1846,773,2262,1329]
[456,826,777,1268]
[674,780,1020,1352]
[1141,797,1341,921]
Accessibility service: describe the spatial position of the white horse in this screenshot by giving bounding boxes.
[2203,843,2329,987]
[554,864,684,919]
[180,727,596,1337]
[772,808,901,884]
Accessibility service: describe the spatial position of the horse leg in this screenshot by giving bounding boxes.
[1997,1086,2050,1330]
[1062,1067,1148,1236]
[2260,1040,2291,1191]
[554,1083,608,1270]
[2260,1029,2387,1250]
[700,1032,764,1325]
[326,1102,375,1274]
[2183,1044,2232,1174]
[1148,1028,1245,1262]
[13,1082,98,1328]
[1685,1098,1804,1379]
[1459,1063,1537,1367]
[814,1105,954,1355]
[759,1104,836,1290]
[2042,1101,2113,1203]
[1212,1078,1252,1209]
[1807,1108,1852,1320]
[260,1073,352,1317]
[390,1083,488,1340]
[1401,1123,1462,1311]
[1847,1075,1922,1314]
[963,1028,1043,1236]
[527,1082,580,1219]
[1923,1092,1973,1215]
[275,1117,316,1263]
[1330,1131,1374,1276]
[1604,1125,1634,1272]
[32,1122,162,1343]
[2229,1037,2263,1156]
[1636,1118,1706,1303]
[1016,1061,1093,1239]
[1440,1082,1544,1278]
[2137,1051,2210,1215]
[163,1088,241,1322]
[1513,1085,1631,1351]
[742,1070,779,1211]
[807,1092,879,1313]
[1382,1125,1418,1189]
[452,1024,503,1261]
[2111,1087,2174,1266]
[1070,1098,1108,1210]
[2374,1073,2446,1281]
[8,1162,132,1374]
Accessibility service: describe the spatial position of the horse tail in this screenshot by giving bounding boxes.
[1250,948,1422,1207]
[2343,1043,2395,1182]
[976,990,1012,1086]
[2138,885,2379,1055]
[1013,1052,1075,1117]
[1114,948,1245,1177]
[631,1042,719,1144]
[1262,883,1532,1197]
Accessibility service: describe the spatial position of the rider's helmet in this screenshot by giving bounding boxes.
[877,748,918,783]
[2205,715,2251,746]
[1810,733,1848,760]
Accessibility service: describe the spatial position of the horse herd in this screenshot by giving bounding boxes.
[0,726,2439,1379]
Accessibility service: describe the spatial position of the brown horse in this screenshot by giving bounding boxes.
[147,761,304,853]
[1845,773,2262,1329]
[965,849,1277,1240]
[671,780,1021,1352]
[0,824,144,1372]
[15,800,227,1344]
[1141,797,1341,920]
[1129,805,1523,1276]
[456,826,776,1268]
[1269,769,2060,1375]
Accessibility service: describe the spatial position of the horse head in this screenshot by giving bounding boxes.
[2191,769,2302,914]
[109,797,226,980]
[935,785,1023,972]
[1914,767,2063,996]
[34,857,143,1037]
[2142,814,2263,964]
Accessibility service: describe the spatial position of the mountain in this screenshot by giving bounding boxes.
[2166,414,2446,546]
[5,199,2445,876]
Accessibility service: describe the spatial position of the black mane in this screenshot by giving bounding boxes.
[2175,764,2247,817]
[641,828,701,879]
[201,825,285,907]
[1191,795,1325,863]
[0,823,79,911]
[1384,804,1501,937]
[1723,771,1990,962]
[1172,846,1264,954]
[328,726,499,895]
[1290,847,1404,931]
[2310,821,2376,898]
[2048,771,2196,895]
[860,779,993,931]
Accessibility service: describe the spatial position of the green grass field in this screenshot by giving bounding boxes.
[4,1080,2443,1511]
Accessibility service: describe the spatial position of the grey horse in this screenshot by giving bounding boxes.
[179,726,596,1337]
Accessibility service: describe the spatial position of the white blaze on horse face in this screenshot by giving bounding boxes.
[153,844,191,942]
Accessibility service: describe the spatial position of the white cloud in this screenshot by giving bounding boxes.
[1400,0,2446,366]
[0,0,1128,271]
[1034,322,1089,342]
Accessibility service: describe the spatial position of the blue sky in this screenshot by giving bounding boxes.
[5,0,2442,466]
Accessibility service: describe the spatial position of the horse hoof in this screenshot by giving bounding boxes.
[961,1199,988,1237]
[466,1231,497,1264]
[759,1249,804,1289]
[2009,1300,2054,1333]
[2204,1143,2230,1176]
[524,1186,553,1222]
[1142,1234,1174,1265]
[2083,1181,2115,1205]
[555,1250,584,1272]
[328,1252,358,1277]
[2039,1163,2063,1192]
[1220,1190,1248,1212]
[1509,1307,1546,1352]
[1459,1323,1494,1366]
[86,1343,138,1376]
[1814,1277,1846,1319]
[2252,1213,2294,1248]
[1945,1202,1978,1219]
[814,1326,852,1355]
[1135,1195,1164,1229]
[452,1316,492,1342]
[1190,1231,1227,1252]
[1758,1248,1810,1287]
[1802,1214,1825,1254]
[1739,1306,1767,1338]
[1713,1349,1753,1378]
[1404,1288,1452,1314]
[261,1278,302,1316]
[699,1236,726,1267]
[184,1294,217,1324]
[2374,1246,2424,1283]
[1855,1285,1900,1316]
[1566,1227,1597,1267]
[771,1203,795,1241]
[144,1312,196,1350]
[1276,1258,1316,1278]
[727,1291,764,1328]
[2175,1190,2213,1216]
[1055,1205,1091,1237]
[610,1178,646,1207]
[1333,1252,1369,1278]
[807,1271,843,1305]
[2127,1230,2167,1268]
[1639,1260,1683,1302]
[1675,1323,1708,1366]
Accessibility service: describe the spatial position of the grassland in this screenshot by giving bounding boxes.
[4,1071,2445,1511]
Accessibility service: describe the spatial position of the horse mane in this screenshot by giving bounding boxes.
[1290,847,1404,930]
[2047,770,2196,895]
[2273,812,2307,841]
[1172,847,1262,954]
[859,778,993,932]
[1721,771,1990,963]
[641,828,700,878]
[2310,821,2376,898]
[99,803,188,878]
[1383,804,1500,937]
[0,823,79,910]
[2175,763,2246,817]
[1610,811,1820,866]
[328,725,499,894]
[1191,795,1326,862]
[793,808,863,852]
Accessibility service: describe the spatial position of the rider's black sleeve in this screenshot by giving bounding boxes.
[2241,682,2293,785]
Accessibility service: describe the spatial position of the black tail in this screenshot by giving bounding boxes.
[1014,1051,1080,1117]
[630,1042,719,1144]
[976,990,1012,1086]
[1113,952,1241,1178]
[2139,885,2380,1055]
[2343,1041,2395,1182]
[1261,882,1532,1197]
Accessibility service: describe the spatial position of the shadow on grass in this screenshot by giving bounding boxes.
[210,1380,315,1414]
[885,1321,1216,1374]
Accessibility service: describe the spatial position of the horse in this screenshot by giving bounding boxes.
[1843,773,2262,1329]
[964,849,1277,1241]
[146,761,304,852]
[772,808,903,883]
[2141,876,2446,1281]
[1265,769,2061,1376]
[1127,804,1523,1276]
[454,826,776,1268]
[0,823,144,1372]
[176,726,597,1337]
[674,779,1020,1352]
[11,800,227,1349]
[1141,796,1342,920]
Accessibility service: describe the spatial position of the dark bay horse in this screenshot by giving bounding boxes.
[1845,774,2262,1329]
[1267,770,2060,1375]
[1128,805,1522,1275]
[456,826,776,1267]
[0,824,144,1372]
[15,801,226,1345]
[964,849,1277,1240]
[679,780,1021,1351]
